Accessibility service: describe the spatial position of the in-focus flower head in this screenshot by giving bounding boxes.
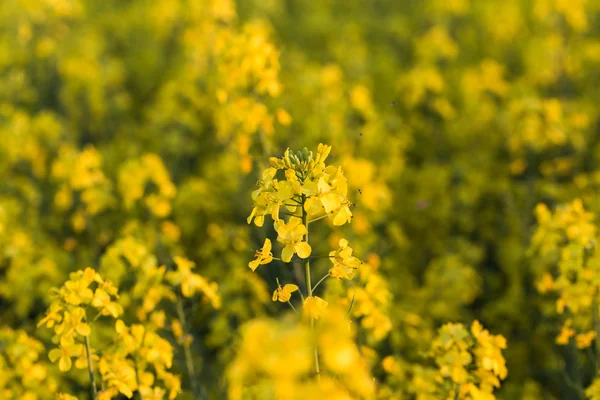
[248,143,353,228]
[329,238,362,280]
[38,268,122,372]
[274,218,311,262]
[272,283,299,302]
[249,238,274,271]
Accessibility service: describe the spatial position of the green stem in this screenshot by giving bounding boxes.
[302,194,320,379]
[83,318,98,400]
[312,273,330,293]
[176,295,200,400]
[280,212,302,218]
[594,289,600,375]
[308,214,328,224]
[134,353,143,400]
[287,301,297,313]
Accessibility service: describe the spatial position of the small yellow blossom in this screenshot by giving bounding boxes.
[274,219,311,262]
[272,284,299,302]
[329,238,361,280]
[249,238,274,271]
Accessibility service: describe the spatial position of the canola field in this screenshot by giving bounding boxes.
[2,0,600,399]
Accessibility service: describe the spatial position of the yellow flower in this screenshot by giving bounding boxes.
[303,296,328,320]
[276,109,292,125]
[49,337,84,372]
[249,238,273,271]
[576,331,596,349]
[139,387,167,400]
[304,177,342,214]
[329,239,361,280]
[98,356,138,398]
[57,394,79,400]
[556,319,576,345]
[274,218,311,262]
[331,202,353,226]
[54,307,91,338]
[37,303,64,329]
[92,287,123,318]
[272,284,299,302]
[62,268,99,305]
[165,256,221,308]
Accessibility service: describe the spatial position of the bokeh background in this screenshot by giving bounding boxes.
[2,0,600,398]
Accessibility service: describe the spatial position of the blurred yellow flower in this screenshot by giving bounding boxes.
[303,296,328,320]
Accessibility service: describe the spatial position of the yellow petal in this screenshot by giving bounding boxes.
[283,284,299,294]
[332,206,352,226]
[281,244,295,263]
[76,323,91,336]
[115,320,126,334]
[58,355,72,372]
[295,242,312,259]
[49,348,62,362]
[248,259,260,271]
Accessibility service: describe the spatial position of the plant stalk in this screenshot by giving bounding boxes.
[176,295,200,400]
[83,318,98,400]
[594,289,600,374]
[302,194,320,379]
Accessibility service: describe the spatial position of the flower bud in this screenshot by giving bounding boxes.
[269,157,280,168]
[302,147,309,160]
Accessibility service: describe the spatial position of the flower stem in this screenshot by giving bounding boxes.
[312,273,330,293]
[308,214,328,224]
[287,301,297,313]
[83,318,98,400]
[594,288,600,375]
[302,194,320,379]
[176,295,200,400]
[134,354,144,400]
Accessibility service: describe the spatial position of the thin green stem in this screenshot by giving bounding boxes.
[308,214,328,224]
[309,255,335,259]
[134,353,143,400]
[302,194,320,379]
[280,212,302,218]
[287,301,297,313]
[176,295,200,400]
[346,295,356,317]
[91,311,103,324]
[83,317,98,400]
[594,288,600,374]
[312,273,330,293]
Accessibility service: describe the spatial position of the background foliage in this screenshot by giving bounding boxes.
[2,0,600,398]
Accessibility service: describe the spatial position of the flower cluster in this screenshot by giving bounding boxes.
[248,144,352,229]
[38,268,122,372]
[0,327,57,399]
[97,320,181,399]
[227,306,374,399]
[246,144,365,385]
[118,154,177,218]
[530,199,600,348]
[166,256,221,309]
[428,321,507,399]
